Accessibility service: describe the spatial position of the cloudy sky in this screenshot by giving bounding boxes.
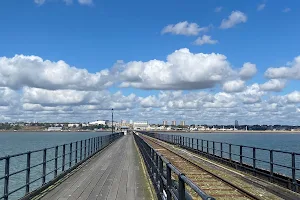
[0,0,300,125]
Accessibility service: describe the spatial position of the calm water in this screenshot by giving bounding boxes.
[1,131,300,199]
[158,132,300,180]
[0,131,110,200]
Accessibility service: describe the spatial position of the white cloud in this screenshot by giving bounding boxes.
[220,11,247,29]
[282,8,291,13]
[78,0,93,5]
[193,35,218,46]
[239,62,257,80]
[239,84,264,104]
[265,56,300,79]
[215,7,222,12]
[34,0,45,5]
[257,3,266,11]
[161,21,208,36]
[286,91,300,103]
[260,79,286,92]
[0,87,19,106]
[0,55,112,91]
[222,80,245,93]
[119,48,234,90]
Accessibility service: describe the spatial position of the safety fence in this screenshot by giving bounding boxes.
[0,132,123,200]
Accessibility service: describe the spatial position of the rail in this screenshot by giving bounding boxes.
[141,132,300,193]
[134,133,215,200]
[0,132,123,200]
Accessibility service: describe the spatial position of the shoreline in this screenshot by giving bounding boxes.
[0,130,111,133]
[152,130,300,134]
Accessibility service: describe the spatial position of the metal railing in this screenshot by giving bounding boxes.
[0,133,123,200]
[141,132,300,193]
[134,133,215,200]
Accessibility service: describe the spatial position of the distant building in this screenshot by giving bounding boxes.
[129,120,133,124]
[133,121,149,130]
[180,121,185,126]
[47,127,62,131]
[89,120,106,126]
[235,120,239,127]
[163,120,167,126]
[68,123,80,128]
[171,121,176,126]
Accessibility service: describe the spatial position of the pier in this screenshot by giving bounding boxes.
[1,131,300,200]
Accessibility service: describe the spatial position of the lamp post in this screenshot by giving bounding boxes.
[111,108,114,134]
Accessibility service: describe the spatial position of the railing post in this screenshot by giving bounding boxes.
[26,152,31,193]
[62,144,66,171]
[88,138,91,156]
[54,146,58,177]
[155,153,159,183]
[93,138,96,153]
[192,138,194,149]
[201,139,203,152]
[189,138,191,148]
[253,147,256,175]
[292,153,296,191]
[80,140,83,161]
[42,149,47,185]
[240,146,243,165]
[75,141,78,164]
[213,141,215,155]
[159,157,163,196]
[270,150,273,182]
[166,165,172,200]
[101,137,103,149]
[229,144,232,163]
[4,156,10,200]
[220,143,223,158]
[207,141,209,153]
[84,140,87,159]
[178,175,185,200]
[69,143,72,168]
[197,139,199,151]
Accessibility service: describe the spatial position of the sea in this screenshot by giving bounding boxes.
[0,131,299,199]
[0,131,110,200]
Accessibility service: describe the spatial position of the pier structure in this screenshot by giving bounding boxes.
[1,131,300,200]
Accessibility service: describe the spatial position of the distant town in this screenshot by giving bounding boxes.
[1,119,300,132]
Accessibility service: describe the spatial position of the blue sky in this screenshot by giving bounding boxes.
[0,0,300,124]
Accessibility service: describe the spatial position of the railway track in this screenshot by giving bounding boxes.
[140,135,263,200]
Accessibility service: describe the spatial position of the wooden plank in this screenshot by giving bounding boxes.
[39,135,152,200]
[116,170,128,200]
[41,140,118,200]
[68,143,122,200]
[105,141,127,200]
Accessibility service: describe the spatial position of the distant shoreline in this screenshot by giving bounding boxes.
[152,130,300,134]
[0,130,110,133]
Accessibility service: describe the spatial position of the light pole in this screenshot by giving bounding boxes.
[111,108,114,134]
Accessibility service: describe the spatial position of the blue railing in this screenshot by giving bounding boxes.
[0,133,123,200]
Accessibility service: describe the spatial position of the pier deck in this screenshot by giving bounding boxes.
[36,134,154,200]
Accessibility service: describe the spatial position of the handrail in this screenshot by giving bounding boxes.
[0,132,123,200]
[140,131,300,194]
[134,133,215,200]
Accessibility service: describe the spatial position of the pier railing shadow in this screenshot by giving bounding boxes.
[140,131,300,194]
[0,132,123,200]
